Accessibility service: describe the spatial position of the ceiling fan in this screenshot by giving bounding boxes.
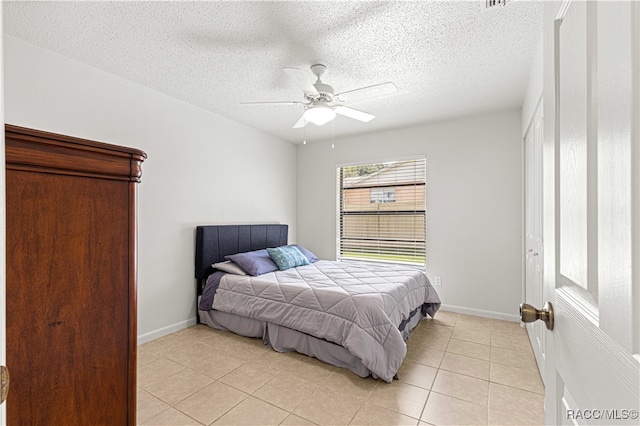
[241,64,397,128]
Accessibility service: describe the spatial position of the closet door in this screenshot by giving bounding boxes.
[5,125,145,425]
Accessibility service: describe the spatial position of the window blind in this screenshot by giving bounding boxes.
[337,158,426,266]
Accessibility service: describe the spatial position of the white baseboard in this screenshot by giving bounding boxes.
[440,304,521,322]
[137,317,198,345]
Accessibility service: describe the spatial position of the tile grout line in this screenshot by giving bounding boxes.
[139,316,544,426]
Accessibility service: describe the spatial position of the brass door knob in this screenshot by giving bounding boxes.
[1,365,9,404]
[520,301,554,330]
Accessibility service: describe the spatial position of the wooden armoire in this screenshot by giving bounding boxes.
[5,124,146,424]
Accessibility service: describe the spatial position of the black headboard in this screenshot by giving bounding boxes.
[195,224,289,283]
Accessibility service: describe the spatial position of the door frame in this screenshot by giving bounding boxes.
[541,2,562,422]
[523,95,546,378]
[0,2,7,423]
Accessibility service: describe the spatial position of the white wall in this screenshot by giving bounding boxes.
[522,34,544,135]
[297,110,523,318]
[3,36,297,342]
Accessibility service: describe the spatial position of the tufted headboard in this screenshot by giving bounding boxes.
[194,224,289,292]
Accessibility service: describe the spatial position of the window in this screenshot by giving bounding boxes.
[337,158,426,266]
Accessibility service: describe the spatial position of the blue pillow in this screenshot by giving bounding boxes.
[267,246,310,271]
[290,244,319,263]
[225,249,279,276]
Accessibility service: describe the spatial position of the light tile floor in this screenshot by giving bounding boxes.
[137,311,544,425]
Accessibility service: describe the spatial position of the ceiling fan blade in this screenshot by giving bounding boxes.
[240,101,302,106]
[335,82,397,104]
[334,106,375,122]
[282,67,319,96]
[293,115,308,129]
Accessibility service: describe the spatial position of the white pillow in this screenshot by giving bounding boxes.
[212,261,247,275]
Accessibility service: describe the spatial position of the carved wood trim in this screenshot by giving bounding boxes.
[5,124,147,182]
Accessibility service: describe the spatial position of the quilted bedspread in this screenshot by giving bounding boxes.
[211,260,441,382]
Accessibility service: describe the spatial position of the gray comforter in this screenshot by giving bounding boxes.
[211,260,441,382]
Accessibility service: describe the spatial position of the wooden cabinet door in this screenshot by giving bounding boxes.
[7,171,131,424]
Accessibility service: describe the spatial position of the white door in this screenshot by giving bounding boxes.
[524,100,546,380]
[541,1,640,424]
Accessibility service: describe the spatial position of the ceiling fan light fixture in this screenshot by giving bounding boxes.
[303,105,336,126]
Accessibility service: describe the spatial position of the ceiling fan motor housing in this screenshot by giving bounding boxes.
[313,82,334,99]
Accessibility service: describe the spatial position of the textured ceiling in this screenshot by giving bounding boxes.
[4,1,543,143]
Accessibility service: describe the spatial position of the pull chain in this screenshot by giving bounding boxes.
[303,121,307,145]
[331,119,335,149]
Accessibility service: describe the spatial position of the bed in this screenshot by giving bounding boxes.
[195,224,441,382]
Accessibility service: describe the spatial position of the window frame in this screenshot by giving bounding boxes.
[336,156,427,268]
